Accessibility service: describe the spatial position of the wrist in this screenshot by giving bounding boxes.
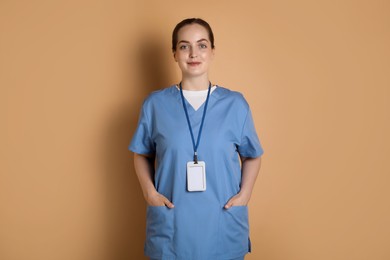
[238,189,252,202]
[144,188,158,200]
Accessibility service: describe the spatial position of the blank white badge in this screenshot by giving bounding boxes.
[187,161,206,192]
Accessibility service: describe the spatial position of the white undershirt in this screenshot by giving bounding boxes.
[176,85,217,111]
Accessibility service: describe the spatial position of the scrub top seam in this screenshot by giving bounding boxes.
[141,101,154,154]
[239,106,250,150]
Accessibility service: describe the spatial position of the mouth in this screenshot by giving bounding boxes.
[187,62,201,66]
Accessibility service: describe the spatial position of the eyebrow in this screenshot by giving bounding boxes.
[177,38,209,45]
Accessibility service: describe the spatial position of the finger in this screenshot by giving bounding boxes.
[165,201,175,208]
[224,199,234,209]
[162,197,174,208]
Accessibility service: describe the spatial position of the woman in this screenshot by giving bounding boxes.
[129,18,263,260]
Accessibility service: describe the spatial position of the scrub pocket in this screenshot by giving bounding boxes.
[219,206,250,257]
[145,206,175,257]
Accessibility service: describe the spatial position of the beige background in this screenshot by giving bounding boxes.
[1,0,389,259]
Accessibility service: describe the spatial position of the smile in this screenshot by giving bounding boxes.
[187,62,201,66]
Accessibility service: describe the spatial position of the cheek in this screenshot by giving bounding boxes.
[175,52,187,61]
[201,51,213,61]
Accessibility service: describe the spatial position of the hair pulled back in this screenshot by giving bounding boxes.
[172,18,215,51]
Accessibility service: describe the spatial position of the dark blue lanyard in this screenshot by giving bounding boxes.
[179,82,212,164]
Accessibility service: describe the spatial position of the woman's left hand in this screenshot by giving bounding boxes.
[224,192,250,209]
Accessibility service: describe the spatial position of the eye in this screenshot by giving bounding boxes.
[199,43,208,49]
[179,45,189,50]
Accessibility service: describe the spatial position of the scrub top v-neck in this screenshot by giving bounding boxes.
[129,85,263,260]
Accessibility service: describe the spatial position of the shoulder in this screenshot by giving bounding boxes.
[142,85,176,106]
[215,85,249,110]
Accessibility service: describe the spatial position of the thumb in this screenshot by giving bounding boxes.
[224,199,233,209]
[163,197,175,208]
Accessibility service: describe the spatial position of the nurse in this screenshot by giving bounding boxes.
[129,18,263,260]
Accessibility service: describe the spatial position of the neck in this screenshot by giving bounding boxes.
[180,76,210,91]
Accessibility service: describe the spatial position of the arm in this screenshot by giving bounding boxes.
[133,153,174,208]
[224,156,262,209]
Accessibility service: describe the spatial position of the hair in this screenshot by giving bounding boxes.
[172,18,215,52]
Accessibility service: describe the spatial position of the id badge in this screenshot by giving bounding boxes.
[187,161,206,192]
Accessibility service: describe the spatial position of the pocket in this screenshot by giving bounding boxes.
[219,206,250,256]
[145,206,175,256]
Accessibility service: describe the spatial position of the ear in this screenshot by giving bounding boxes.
[173,51,177,62]
[211,47,215,60]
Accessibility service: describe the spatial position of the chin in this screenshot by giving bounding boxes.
[184,68,208,76]
[184,71,207,78]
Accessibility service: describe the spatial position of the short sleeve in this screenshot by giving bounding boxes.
[237,108,264,158]
[128,101,155,155]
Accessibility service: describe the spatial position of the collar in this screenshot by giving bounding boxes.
[169,84,228,104]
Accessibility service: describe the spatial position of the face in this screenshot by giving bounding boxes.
[173,24,215,78]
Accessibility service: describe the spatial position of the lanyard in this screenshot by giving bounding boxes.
[179,82,212,164]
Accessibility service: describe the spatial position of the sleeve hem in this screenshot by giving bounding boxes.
[239,149,264,158]
[128,145,155,156]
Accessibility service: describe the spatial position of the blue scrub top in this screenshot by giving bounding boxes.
[129,85,263,260]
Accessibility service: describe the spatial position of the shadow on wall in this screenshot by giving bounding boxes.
[103,34,174,260]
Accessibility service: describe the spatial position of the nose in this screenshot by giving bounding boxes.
[189,47,198,58]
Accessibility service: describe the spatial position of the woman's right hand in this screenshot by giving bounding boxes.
[145,190,175,208]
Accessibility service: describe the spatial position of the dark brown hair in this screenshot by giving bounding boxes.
[172,18,215,52]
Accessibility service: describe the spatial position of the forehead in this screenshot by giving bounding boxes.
[177,24,209,42]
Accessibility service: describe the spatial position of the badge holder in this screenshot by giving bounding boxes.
[187,161,206,192]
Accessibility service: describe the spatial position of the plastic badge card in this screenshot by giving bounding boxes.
[187,161,206,191]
